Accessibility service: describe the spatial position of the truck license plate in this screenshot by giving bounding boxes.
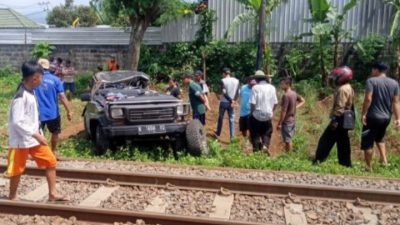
[138,125,166,135]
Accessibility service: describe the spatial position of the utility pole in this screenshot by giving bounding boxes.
[256,0,267,70]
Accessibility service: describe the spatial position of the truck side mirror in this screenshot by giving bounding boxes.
[80,93,91,102]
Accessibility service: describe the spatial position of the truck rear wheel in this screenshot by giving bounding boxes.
[185,120,208,156]
[94,125,110,155]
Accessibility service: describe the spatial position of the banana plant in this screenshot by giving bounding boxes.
[306,0,358,85]
[225,0,286,75]
[384,0,400,77]
[224,0,285,39]
[384,0,400,37]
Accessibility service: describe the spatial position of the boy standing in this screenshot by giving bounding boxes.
[183,74,209,125]
[195,70,211,111]
[6,60,68,202]
[166,77,181,99]
[107,54,120,72]
[239,77,257,138]
[277,77,305,152]
[361,62,400,171]
[195,70,210,95]
[62,59,77,99]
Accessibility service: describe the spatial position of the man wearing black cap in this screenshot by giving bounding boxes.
[361,62,400,171]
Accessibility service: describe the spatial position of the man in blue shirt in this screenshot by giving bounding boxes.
[239,77,256,138]
[36,59,72,157]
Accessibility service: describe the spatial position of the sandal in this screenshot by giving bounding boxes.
[48,196,70,203]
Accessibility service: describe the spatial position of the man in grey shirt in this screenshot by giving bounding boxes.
[361,62,400,171]
[214,68,239,140]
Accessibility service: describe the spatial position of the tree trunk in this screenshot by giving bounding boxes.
[128,20,148,71]
[202,52,207,81]
[319,37,328,86]
[333,39,339,67]
[256,0,267,70]
[397,44,400,80]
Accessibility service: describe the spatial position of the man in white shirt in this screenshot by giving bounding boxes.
[249,70,278,153]
[214,68,240,140]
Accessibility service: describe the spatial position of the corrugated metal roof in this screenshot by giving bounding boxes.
[0,8,40,28]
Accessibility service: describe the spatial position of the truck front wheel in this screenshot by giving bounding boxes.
[185,120,209,156]
[94,125,110,155]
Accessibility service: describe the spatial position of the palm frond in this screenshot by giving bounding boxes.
[224,11,257,39]
[390,11,400,38]
[343,0,358,13]
[266,0,288,12]
[384,0,400,9]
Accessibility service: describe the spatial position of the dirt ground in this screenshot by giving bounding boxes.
[57,92,284,155]
[56,91,400,159]
[59,122,84,140]
[205,93,283,155]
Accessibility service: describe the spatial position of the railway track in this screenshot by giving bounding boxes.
[0,165,399,225]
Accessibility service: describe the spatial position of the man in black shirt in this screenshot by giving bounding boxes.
[166,77,181,99]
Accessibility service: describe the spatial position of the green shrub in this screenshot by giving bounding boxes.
[350,34,387,80]
[283,48,309,79]
[139,41,257,90]
[31,42,56,59]
[0,65,19,78]
[75,72,93,94]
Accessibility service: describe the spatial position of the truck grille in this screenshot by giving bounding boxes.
[128,107,176,123]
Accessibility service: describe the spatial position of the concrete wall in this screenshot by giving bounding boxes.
[0,44,130,71]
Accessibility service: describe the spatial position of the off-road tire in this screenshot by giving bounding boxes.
[84,118,91,140]
[185,120,208,156]
[94,125,110,155]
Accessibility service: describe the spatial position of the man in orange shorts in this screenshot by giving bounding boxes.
[6,60,68,202]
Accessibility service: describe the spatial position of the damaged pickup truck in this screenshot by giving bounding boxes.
[81,71,208,156]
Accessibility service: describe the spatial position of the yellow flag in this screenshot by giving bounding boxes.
[72,17,80,28]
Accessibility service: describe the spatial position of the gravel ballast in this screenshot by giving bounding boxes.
[2,158,398,191]
[101,185,215,217]
[0,176,44,199]
[0,214,155,225]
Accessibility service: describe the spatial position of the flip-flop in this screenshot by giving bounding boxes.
[48,196,70,204]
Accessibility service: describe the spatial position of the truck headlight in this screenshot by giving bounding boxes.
[111,108,124,119]
[177,104,189,116]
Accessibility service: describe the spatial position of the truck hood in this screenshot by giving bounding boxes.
[107,93,182,105]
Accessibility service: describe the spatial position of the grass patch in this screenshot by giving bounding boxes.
[57,135,400,178]
[0,67,399,179]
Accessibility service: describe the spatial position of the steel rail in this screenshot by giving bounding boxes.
[1,165,399,204]
[2,155,400,182]
[0,200,267,225]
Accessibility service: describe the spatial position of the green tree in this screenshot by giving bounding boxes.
[384,0,400,77]
[31,42,56,59]
[95,0,188,70]
[47,0,98,27]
